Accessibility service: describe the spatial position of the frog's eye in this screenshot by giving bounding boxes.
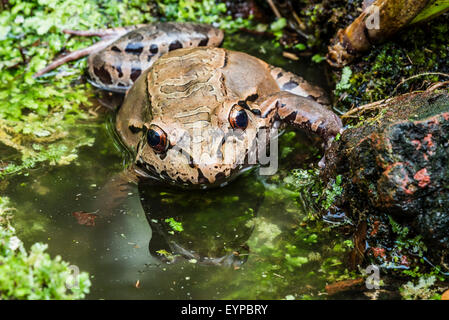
[147,125,168,153]
[229,105,248,130]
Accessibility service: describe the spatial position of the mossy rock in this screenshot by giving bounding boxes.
[324,90,449,249]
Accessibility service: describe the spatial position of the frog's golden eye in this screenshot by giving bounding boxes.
[147,125,168,153]
[229,105,248,130]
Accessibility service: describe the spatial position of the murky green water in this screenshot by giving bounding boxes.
[3,33,350,299]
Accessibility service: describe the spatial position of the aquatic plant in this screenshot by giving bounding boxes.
[0,197,91,299]
[0,0,112,178]
[400,276,440,300]
[155,0,253,31]
[165,217,184,233]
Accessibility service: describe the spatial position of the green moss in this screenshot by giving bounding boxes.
[334,14,449,114]
[0,1,135,298]
[283,169,343,213]
[278,0,363,51]
[400,276,440,300]
[385,216,449,286]
[0,197,91,299]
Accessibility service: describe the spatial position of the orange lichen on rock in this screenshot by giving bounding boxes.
[414,168,431,188]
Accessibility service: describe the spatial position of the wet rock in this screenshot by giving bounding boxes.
[323,91,449,249]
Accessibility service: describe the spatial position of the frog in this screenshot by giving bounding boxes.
[35,22,343,189]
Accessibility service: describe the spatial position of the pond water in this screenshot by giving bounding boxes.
[3,33,351,299]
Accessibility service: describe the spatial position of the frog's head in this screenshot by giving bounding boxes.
[133,100,272,189]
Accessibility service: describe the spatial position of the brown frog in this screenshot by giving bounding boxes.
[36,22,342,189]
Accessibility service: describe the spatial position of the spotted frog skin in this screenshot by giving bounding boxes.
[88,23,224,92]
[36,22,343,188]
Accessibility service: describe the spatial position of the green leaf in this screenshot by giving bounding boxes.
[336,67,353,91]
[270,18,287,32]
[311,54,325,63]
[165,218,184,232]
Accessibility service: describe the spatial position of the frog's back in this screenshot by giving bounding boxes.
[148,47,227,128]
[148,47,279,120]
[88,22,224,92]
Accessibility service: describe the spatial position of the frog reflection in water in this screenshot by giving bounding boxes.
[139,176,265,267]
[36,22,343,264]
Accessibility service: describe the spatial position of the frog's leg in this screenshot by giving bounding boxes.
[257,91,343,148]
[86,23,225,92]
[33,25,144,78]
[91,166,141,216]
[269,66,330,105]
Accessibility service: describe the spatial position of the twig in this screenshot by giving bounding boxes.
[341,83,448,119]
[291,10,309,39]
[282,51,299,60]
[427,81,449,92]
[341,98,391,119]
[266,0,282,18]
[33,38,115,78]
[393,72,449,94]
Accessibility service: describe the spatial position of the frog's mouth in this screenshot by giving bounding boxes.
[134,158,165,182]
[87,77,128,94]
[135,144,257,190]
